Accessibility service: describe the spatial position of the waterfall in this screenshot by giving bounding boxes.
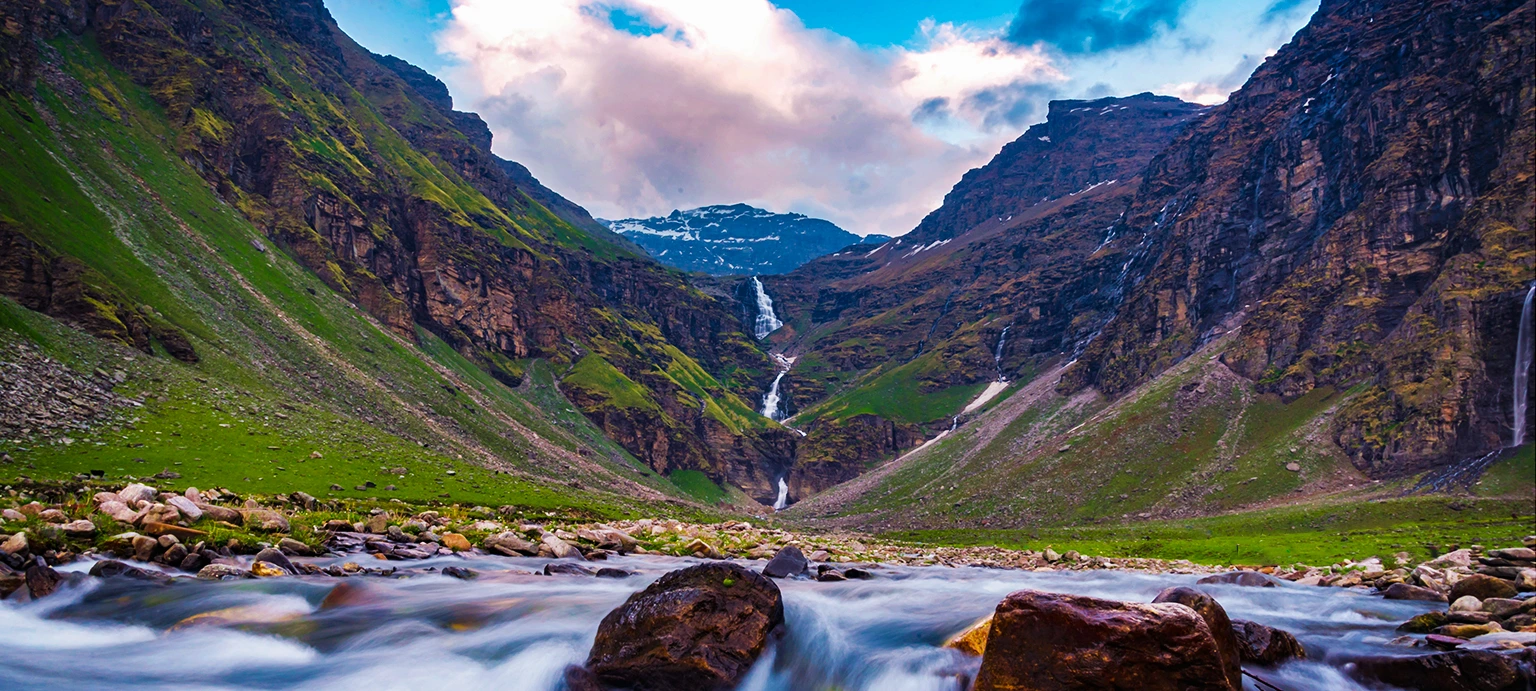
[1514,285,1535,447]
[761,369,787,420]
[993,325,1011,379]
[750,277,783,340]
[773,477,789,511]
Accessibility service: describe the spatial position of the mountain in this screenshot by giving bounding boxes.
[609,204,885,276]
[0,0,796,508]
[748,0,1534,523]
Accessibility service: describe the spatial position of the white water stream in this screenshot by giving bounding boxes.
[773,477,789,511]
[1513,284,1534,447]
[751,277,783,340]
[0,554,1441,691]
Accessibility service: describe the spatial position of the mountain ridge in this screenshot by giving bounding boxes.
[609,203,887,276]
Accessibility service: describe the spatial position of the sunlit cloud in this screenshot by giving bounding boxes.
[439,0,1065,235]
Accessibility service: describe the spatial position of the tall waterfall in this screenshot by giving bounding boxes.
[1514,285,1535,447]
[773,477,789,511]
[761,369,787,420]
[993,325,1011,379]
[751,277,783,340]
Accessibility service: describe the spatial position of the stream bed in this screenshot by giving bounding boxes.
[0,553,1447,690]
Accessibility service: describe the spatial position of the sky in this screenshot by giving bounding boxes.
[327,0,1318,236]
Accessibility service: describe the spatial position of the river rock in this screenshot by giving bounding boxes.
[763,545,808,579]
[197,564,249,580]
[596,568,633,579]
[1400,611,1451,633]
[61,520,97,537]
[584,562,784,691]
[544,562,595,576]
[165,496,203,523]
[1152,587,1243,689]
[944,615,993,657]
[1,532,29,555]
[483,532,538,556]
[250,561,287,578]
[24,560,63,599]
[542,534,581,559]
[441,533,472,551]
[1384,582,1449,602]
[1196,571,1276,588]
[973,590,1232,691]
[195,503,243,525]
[1453,595,1486,612]
[89,559,171,584]
[1451,575,1519,602]
[117,483,157,506]
[1348,648,1534,691]
[241,509,290,533]
[131,535,158,561]
[1231,619,1307,665]
[254,548,297,575]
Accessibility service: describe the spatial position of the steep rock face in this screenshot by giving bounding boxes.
[1064,0,1535,474]
[752,95,1205,494]
[0,0,781,492]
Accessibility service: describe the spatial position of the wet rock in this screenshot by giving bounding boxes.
[842,567,875,580]
[251,561,288,578]
[1348,648,1534,691]
[1451,575,1519,602]
[161,544,188,566]
[1384,582,1449,602]
[1196,571,1276,588]
[196,564,249,580]
[1400,611,1451,633]
[441,566,476,580]
[89,559,171,584]
[563,665,604,691]
[483,532,538,556]
[131,535,158,561]
[596,568,633,579]
[254,548,297,575]
[278,538,314,557]
[179,551,210,573]
[973,590,1232,691]
[542,534,581,560]
[815,569,847,582]
[944,615,992,657]
[1152,587,1243,689]
[544,562,595,576]
[763,545,808,579]
[585,562,784,691]
[24,559,63,599]
[1231,619,1307,666]
[1436,623,1506,639]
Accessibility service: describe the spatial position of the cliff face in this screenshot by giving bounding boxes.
[753,95,1208,494]
[1063,0,1535,474]
[0,0,784,496]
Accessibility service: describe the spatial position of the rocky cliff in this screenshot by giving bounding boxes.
[1061,0,1535,475]
[0,0,788,502]
[610,204,881,276]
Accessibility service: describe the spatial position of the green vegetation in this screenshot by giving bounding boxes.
[801,351,986,425]
[564,354,662,412]
[668,470,729,505]
[1474,445,1535,497]
[883,496,1535,566]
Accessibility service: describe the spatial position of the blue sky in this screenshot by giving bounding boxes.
[327,0,1318,235]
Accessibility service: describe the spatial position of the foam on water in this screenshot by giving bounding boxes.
[0,554,1448,690]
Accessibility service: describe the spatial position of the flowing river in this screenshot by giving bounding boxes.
[0,553,1443,690]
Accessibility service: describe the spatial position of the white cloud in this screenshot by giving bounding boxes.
[438,0,1064,235]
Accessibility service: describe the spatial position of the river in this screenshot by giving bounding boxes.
[0,553,1442,690]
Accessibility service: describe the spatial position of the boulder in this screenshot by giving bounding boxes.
[584,562,784,691]
[24,560,63,599]
[542,533,581,559]
[117,483,157,506]
[973,590,1233,691]
[1384,582,1449,602]
[1231,619,1307,666]
[1400,611,1451,633]
[1196,571,1276,588]
[545,563,595,576]
[944,615,993,657]
[61,520,97,537]
[762,545,808,579]
[1152,587,1243,690]
[195,503,243,525]
[441,533,471,551]
[165,496,203,522]
[1348,648,1534,691]
[483,532,538,556]
[253,548,297,575]
[1451,575,1518,602]
[89,560,172,584]
[196,564,249,580]
[250,561,287,578]
[2,532,29,555]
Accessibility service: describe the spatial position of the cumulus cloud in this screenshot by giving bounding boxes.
[1006,0,1190,54]
[438,0,1064,235]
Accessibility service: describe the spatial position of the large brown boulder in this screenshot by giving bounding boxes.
[973,590,1234,691]
[1349,648,1534,691]
[1230,619,1307,666]
[584,562,784,691]
[1450,575,1519,602]
[1152,587,1243,690]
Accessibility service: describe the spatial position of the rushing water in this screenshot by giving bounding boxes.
[0,553,1443,691]
[761,370,787,420]
[1514,285,1534,448]
[751,277,783,340]
[773,478,790,511]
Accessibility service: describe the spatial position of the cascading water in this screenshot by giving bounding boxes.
[761,369,787,420]
[993,325,1011,380]
[773,477,789,511]
[1514,285,1535,447]
[751,277,783,340]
